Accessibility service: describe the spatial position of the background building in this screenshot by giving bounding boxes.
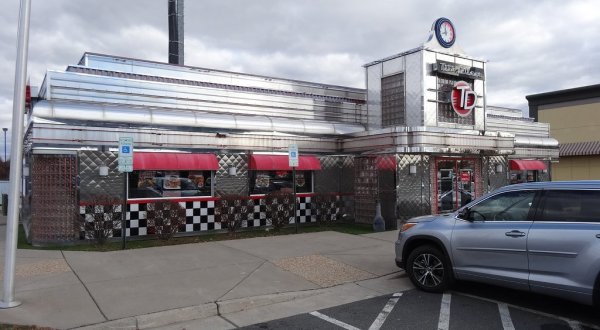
[527,84,600,180]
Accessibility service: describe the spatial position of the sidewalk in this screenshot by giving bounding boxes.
[0,216,411,329]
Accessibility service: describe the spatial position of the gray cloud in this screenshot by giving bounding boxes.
[0,0,597,155]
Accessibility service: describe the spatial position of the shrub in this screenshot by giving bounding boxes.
[215,195,249,236]
[310,193,338,226]
[146,201,186,241]
[83,196,121,245]
[265,191,295,231]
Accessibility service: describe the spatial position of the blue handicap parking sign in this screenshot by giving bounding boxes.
[121,146,130,153]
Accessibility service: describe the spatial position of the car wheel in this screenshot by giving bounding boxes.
[406,245,452,293]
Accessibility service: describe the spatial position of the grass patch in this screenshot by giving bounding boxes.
[0,325,53,330]
[17,222,377,252]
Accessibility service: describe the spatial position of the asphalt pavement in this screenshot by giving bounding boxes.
[0,215,409,329]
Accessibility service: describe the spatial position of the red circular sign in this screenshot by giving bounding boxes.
[451,81,477,117]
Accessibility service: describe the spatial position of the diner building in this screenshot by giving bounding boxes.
[23,19,558,245]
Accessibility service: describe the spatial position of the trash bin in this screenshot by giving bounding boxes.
[2,194,7,216]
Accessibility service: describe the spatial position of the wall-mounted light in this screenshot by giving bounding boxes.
[495,164,503,174]
[99,165,109,177]
[228,166,237,176]
[409,164,417,175]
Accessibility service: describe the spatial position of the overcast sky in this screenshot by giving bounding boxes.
[0,0,599,156]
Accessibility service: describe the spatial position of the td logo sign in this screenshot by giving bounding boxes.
[451,81,477,117]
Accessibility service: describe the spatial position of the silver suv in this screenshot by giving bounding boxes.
[395,180,600,306]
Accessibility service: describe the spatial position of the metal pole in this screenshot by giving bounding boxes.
[3,128,7,162]
[293,167,297,233]
[121,172,127,250]
[1,0,31,309]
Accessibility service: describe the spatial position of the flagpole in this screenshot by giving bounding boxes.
[1,0,31,309]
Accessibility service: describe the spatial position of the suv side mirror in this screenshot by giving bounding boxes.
[457,207,472,221]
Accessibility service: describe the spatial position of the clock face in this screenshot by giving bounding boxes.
[434,18,456,48]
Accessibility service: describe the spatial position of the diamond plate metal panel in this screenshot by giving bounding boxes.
[319,155,341,170]
[315,155,353,193]
[397,154,430,220]
[216,153,249,196]
[79,151,122,202]
[405,51,424,127]
[314,155,355,218]
[484,156,508,192]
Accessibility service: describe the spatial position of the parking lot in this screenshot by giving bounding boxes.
[241,288,600,330]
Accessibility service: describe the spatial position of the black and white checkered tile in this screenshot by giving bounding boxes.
[79,195,341,240]
[80,201,219,238]
[296,196,313,224]
[245,199,267,228]
[180,200,220,232]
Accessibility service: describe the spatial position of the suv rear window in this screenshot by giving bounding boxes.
[539,190,600,222]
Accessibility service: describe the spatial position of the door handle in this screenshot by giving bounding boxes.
[505,230,526,237]
[596,234,600,239]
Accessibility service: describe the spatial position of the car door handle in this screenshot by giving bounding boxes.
[505,230,526,237]
[597,234,600,239]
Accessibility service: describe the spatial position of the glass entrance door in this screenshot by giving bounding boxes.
[435,158,476,213]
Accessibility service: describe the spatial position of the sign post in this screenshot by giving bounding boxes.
[118,137,134,249]
[288,144,299,233]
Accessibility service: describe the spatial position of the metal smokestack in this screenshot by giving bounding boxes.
[168,0,184,65]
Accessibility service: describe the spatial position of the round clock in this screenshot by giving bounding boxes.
[434,17,456,48]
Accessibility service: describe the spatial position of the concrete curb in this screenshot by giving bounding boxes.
[72,303,218,330]
[216,290,321,315]
[70,290,318,330]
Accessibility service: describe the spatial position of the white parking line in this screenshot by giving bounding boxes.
[498,303,516,330]
[310,293,403,330]
[437,293,451,330]
[368,293,403,330]
[309,311,361,330]
[455,291,600,330]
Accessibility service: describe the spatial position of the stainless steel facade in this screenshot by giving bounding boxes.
[24,42,559,243]
[216,153,249,196]
[396,154,431,220]
[79,151,122,201]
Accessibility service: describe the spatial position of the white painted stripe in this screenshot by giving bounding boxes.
[309,311,361,330]
[368,293,403,330]
[437,293,451,330]
[498,303,516,330]
[455,291,600,330]
[567,320,583,330]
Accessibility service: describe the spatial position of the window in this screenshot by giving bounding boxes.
[128,170,212,199]
[437,75,475,125]
[249,170,313,195]
[463,190,535,221]
[381,73,405,127]
[540,190,600,222]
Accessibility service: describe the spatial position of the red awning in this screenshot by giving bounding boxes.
[509,160,547,171]
[249,155,321,171]
[133,153,219,170]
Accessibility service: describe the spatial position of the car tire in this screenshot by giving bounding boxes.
[406,245,453,293]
